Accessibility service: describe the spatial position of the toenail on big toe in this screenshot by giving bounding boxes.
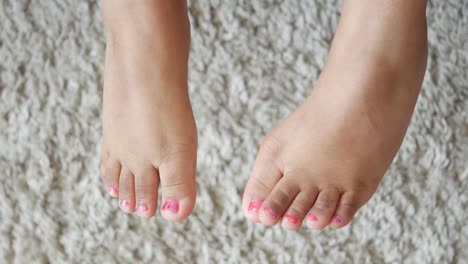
[162,200,179,213]
[248,200,263,213]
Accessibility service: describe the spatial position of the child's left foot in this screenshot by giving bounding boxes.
[242,0,428,230]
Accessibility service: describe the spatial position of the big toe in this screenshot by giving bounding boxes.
[242,137,283,223]
[257,178,300,226]
[100,145,109,182]
[158,150,197,222]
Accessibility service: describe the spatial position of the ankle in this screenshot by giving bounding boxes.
[102,0,190,44]
[327,1,428,83]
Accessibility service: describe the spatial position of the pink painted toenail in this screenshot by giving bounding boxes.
[162,200,179,213]
[136,204,149,213]
[284,213,298,224]
[119,199,129,208]
[107,186,118,196]
[264,207,279,219]
[248,200,263,213]
[333,215,343,224]
[308,213,318,222]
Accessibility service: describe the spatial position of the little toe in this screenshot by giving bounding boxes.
[100,163,106,183]
[134,167,159,218]
[242,137,283,223]
[258,178,300,226]
[100,145,109,181]
[104,160,121,198]
[158,151,197,222]
[118,167,136,213]
[307,187,341,230]
[328,192,365,229]
[281,188,319,231]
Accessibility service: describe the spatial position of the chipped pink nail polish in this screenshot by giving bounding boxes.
[308,213,318,222]
[136,204,149,213]
[119,199,129,208]
[264,207,278,219]
[284,213,298,224]
[107,186,118,196]
[162,200,179,213]
[248,200,262,213]
[333,215,343,224]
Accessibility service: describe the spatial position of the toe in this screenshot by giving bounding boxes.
[100,163,106,182]
[281,188,319,231]
[242,136,283,223]
[134,167,159,218]
[306,186,341,230]
[258,178,300,226]
[328,192,365,229]
[104,160,121,198]
[118,167,136,213]
[158,151,197,222]
[100,145,109,181]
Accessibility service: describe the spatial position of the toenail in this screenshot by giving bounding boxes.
[136,204,149,213]
[308,213,318,222]
[248,200,263,213]
[119,199,129,208]
[107,186,118,196]
[162,200,179,213]
[264,207,279,219]
[283,213,298,224]
[333,215,343,224]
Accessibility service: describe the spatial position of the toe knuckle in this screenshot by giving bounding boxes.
[349,177,376,194]
[325,184,343,195]
[160,142,196,164]
[161,180,185,189]
[341,201,360,214]
[274,188,293,204]
[135,185,155,199]
[289,203,309,216]
[251,175,275,191]
[314,200,332,212]
[290,197,313,213]
[340,197,364,215]
[259,134,281,158]
[315,194,337,212]
[118,182,133,193]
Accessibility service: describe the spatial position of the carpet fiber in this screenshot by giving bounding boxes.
[1,0,467,263]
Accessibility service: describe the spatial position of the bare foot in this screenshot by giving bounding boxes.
[242,0,428,230]
[100,0,197,221]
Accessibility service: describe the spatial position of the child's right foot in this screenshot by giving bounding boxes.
[100,0,197,221]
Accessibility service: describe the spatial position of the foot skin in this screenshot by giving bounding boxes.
[100,1,197,221]
[242,0,428,230]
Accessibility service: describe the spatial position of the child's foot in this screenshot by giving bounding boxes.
[242,0,428,230]
[100,1,197,221]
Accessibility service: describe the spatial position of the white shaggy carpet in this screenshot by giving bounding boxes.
[1,0,467,263]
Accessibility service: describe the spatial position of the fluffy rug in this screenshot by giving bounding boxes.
[1,0,467,263]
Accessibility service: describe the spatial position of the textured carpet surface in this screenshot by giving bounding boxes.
[1,0,467,263]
